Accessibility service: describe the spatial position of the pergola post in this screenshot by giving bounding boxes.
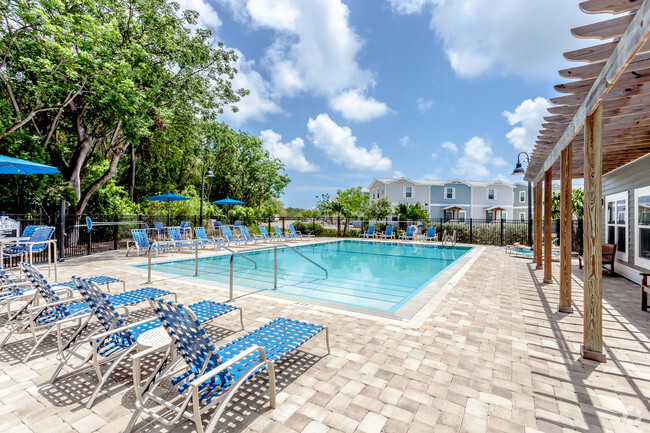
[559,144,573,313]
[534,183,543,269]
[582,103,605,362]
[543,168,553,284]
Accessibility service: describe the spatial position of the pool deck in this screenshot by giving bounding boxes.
[1,240,649,432]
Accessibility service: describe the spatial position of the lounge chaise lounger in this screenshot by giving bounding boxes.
[1,263,173,362]
[289,224,314,240]
[194,227,227,249]
[399,226,416,241]
[127,229,173,257]
[377,226,394,239]
[359,226,376,238]
[124,298,328,433]
[49,277,242,408]
[425,227,437,242]
[259,225,279,242]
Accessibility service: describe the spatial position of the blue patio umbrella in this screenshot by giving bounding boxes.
[211,198,245,205]
[0,154,60,175]
[146,193,191,225]
[211,198,245,223]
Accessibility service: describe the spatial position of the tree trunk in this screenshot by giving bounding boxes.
[130,143,136,200]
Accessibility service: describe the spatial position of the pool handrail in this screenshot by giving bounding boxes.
[146,240,326,302]
[229,244,328,300]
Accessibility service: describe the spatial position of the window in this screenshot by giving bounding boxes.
[502,212,507,220]
[487,188,496,200]
[444,187,455,199]
[459,210,466,222]
[519,191,526,203]
[635,186,650,269]
[519,212,526,222]
[404,186,412,198]
[606,192,627,261]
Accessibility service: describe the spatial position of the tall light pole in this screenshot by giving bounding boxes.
[200,167,214,227]
[512,152,532,246]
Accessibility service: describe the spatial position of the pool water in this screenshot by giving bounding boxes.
[140,240,472,312]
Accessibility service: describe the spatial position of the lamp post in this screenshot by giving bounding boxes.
[200,167,214,227]
[512,152,532,246]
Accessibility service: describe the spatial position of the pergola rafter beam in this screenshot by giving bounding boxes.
[526,0,650,183]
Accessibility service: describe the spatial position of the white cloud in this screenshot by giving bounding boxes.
[504,97,551,153]
[329,90,391,122]
[453,136,504,179]
[307,113,392,171]
[400,135,411,147]
[430,152,437,159]
[417,98,433,112]
[422,172,438,180]
[260,129,318,172]
[176,0,222,30]
[388,0,600,80]
[393,170,404,178]
[218,50,282,126]
[441,141,458,153]
[245,0,298,30]
[387,0,432,15]
[220,0,388,113]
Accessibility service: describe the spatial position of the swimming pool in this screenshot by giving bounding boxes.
[140,240,472,315]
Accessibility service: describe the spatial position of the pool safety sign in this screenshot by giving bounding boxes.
[0,216,19,238]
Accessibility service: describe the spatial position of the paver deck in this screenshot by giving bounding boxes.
[0,243,648,432]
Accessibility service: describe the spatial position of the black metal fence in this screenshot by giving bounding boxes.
[1,213,586,263]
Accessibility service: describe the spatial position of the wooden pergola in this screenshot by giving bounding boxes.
[442,205,463,221]
[525,0,650,362]
[484,206,506,221]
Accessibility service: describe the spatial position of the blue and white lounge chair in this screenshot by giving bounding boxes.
[258,225,279,242]
[273,225,290,241]
[49,277,241,408]
[168,227,195,251]
[377,225,394,239]
[3,226,55,262]
[0,265,32,315]
[221,227,240,245]
[213,221,223,235]
[289,224,314,240]
[20,224,48,238]
[359,226,376,238]
[425,227,438,242]
[127,229,173,257]
[399,226,416,240]
[194,227,226,249]
[125,298,328,433]
[238,226,258,244]
[1,263,173,363]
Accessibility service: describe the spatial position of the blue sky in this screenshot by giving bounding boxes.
[186,0,599,207]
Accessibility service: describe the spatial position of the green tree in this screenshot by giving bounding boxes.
[551,191,561,219]
[336,187,369,235]
[549,189,584,219]
[1,0,247,215]
[396,202,429,222]
[367,197,393,220]
[208,126,290,209]
[572,188,584,218]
